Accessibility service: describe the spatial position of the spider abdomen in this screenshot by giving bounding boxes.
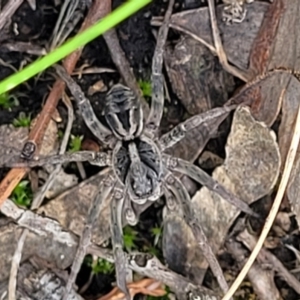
[113,137,162,204]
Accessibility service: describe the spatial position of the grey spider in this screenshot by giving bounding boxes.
[3,2,258,299]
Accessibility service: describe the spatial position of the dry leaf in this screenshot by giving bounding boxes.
[164,36,234,114]
[0,125,29,165]
[165,2,269,72]
[0,259,83,299]
[164,106,280,282]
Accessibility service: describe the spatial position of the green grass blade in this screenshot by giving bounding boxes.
[0,0,151,95]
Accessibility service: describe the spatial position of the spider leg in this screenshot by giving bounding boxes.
[55,64,115,146]
[145,0,174,136]
[163,170,229,294]
[159,105,236,151]
[2,151,111,168]
[128,252,221,300]
[163,154,259,217]
[63,171,115,300]
[88,246,221,299]
[123,193,138,226]
[111,187,131,300]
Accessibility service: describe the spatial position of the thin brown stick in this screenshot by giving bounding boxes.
[97,278,166,300]
[249,0,285,75]
[103,29,143,99]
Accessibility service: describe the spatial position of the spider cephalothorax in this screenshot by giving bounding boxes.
[104,84,143,140]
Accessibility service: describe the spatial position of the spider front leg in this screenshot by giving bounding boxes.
[159,105,236,150]
[1,151,111,168]
[163,171,229,294]
[55,65,116,147]
[145,0,174,135]
[111,187,131,300]
[63,171,115,300]
[163,154,258,217]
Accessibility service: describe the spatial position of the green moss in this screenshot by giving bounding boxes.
[13,112,31,127]
[11,180,33,208]
[138,79,152,98]
[123,226,138,251]
[0,92,19,109]
[68,135,83,152]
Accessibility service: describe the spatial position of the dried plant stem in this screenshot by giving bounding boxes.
[207,0,250,82]
[222,104,300,300]
[8,229,27,300]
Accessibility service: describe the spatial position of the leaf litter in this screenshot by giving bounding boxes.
[164,106,280,284]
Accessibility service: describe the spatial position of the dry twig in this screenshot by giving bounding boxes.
[207,0,250,81]
[222,96,300,300]
[237,229,300,294]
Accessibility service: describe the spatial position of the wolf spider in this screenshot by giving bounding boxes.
[3,1,258,299]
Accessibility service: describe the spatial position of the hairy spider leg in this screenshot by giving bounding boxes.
[1,151,111,168]
[159,105,236,150]
[163,154,258,217]
[55,65,116,147]
[111,186,131,300]
[63,170,115,300]
[145,0,175,136]
[128,251,222,299]
[163,170,229,294]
